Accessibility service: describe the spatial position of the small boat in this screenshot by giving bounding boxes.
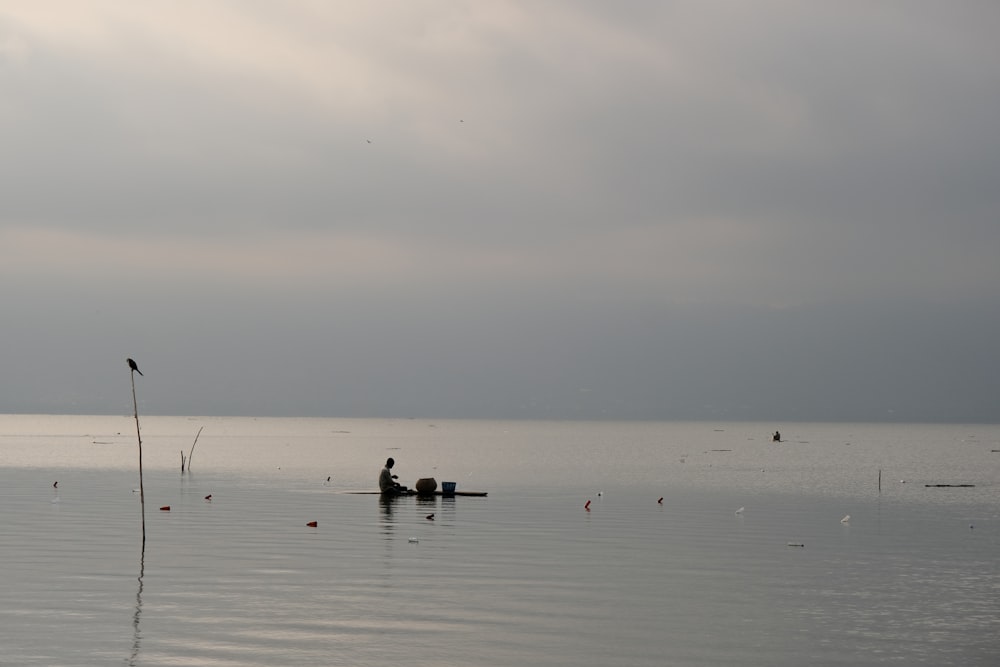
[924,484,975,488]
[349,489,488,497]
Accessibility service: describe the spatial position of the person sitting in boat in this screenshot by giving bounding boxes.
[379,457,406,495]
[773,430,781,442]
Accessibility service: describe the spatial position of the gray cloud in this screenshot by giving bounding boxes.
[1,2,998,421]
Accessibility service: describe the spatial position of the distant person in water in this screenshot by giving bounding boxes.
[773,430,781,442]
[379,457,405,495]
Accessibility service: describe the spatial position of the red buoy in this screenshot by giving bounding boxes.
[584,500,591,510]
[160,506,170,511]
[306,521,318,527]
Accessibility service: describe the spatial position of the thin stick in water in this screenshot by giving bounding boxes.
[129,358,145,547]
[187,427,203,472]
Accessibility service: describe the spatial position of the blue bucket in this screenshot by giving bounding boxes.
[442,481,457,494]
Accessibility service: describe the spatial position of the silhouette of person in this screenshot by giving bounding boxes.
[379,457,405,495]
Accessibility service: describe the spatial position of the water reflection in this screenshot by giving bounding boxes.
[379,495,396,538]
[128,542,144,666]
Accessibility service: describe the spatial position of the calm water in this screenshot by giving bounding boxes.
[0,415,997,666]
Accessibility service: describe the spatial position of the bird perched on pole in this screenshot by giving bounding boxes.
[127,358,143,376]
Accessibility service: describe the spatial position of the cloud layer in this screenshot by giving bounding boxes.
[2,2,998,421]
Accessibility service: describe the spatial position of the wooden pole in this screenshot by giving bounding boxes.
[878,468,882,494]
[131,366,145,547]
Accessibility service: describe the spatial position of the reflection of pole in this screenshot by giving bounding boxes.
[129,546,145,666]
[131,366,145,546]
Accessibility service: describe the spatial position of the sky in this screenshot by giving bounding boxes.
[1,2,998,422]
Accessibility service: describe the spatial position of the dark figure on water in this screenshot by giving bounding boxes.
[127,358,143,376]
[379,457,406,496]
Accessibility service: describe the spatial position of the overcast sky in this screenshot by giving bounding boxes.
[1,2,998,422]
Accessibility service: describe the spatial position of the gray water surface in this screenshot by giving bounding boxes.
[1,416,997,666]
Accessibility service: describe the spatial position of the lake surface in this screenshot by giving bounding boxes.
[1,415,998,666]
